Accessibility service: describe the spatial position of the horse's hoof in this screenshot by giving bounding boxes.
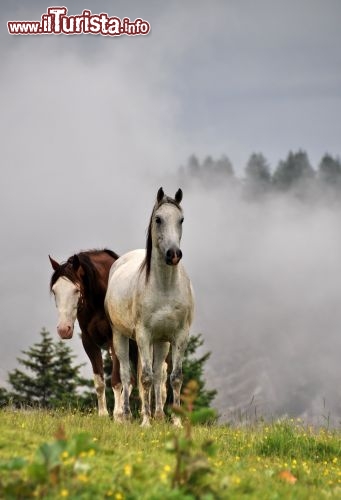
[141,416,151,427]
[113,413,124,424]
[172,416,182,428]
[154,411,165,421]
[122,411,132,422]
[98,409,109,417]
[114,416,132,424]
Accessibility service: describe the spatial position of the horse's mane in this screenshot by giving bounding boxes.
[141,196,183,282]
[50,249,119,307]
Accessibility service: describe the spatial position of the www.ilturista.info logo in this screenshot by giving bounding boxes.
[7,6,151,36]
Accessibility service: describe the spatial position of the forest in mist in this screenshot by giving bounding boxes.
[174,149,341,425]
[178,150,341,202]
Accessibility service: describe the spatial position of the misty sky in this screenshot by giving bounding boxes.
[1,1,340,422]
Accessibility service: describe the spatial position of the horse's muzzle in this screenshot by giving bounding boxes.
[165,248,182,266]
[57,324,74,339]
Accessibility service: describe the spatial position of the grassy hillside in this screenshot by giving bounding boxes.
[0,408,340,499]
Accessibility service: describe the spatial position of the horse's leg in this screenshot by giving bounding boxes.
[163,350,172,408]
[108,341,123,422]
[161,359,168,409]
[171,332,189,427]
[136,332,153,427]
[112,329,131,422]
[153,341,170,420]
[81,333,108,417]
[129,339,138,395]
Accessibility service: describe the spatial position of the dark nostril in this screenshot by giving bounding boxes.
[166,248,182,263]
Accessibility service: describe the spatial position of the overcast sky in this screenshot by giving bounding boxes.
[1,1,340,421]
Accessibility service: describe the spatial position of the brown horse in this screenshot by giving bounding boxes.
[49,249,137,418]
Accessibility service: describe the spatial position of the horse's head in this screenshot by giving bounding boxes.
[151,187,184,266]
[49,255,84,339]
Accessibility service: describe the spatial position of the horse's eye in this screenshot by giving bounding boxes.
[180,217,184,224]
[155,216,161,224]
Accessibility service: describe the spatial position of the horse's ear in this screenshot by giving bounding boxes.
[157,187,164,203]
[49,255,60,270]
[175,188,183,204]
[72,254,80,271]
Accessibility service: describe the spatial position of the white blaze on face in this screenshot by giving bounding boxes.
[153,203,183,264]
[51,277,80,339]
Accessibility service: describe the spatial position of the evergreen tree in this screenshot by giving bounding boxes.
[273,150,314,191]
[8,328,55,407]
[187,154,201,177]
[245,153,271,183]
[199,155,235,186]
[318,154,341,187]
[215,155,234,178]
[202,155,215,171]
[244,153,271,197]
[7,328,87,408]
[0,386,9,407]
[51,340,87,407]
[174,333,217,410]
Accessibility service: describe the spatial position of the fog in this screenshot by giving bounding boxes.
[1,0,340,424]
[180,181,341,424]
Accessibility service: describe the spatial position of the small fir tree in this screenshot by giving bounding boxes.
[179,334,217,409]
[51,340,88,408]
[8,328,55,407]
[7,328,87,408]
[0,386,9,407]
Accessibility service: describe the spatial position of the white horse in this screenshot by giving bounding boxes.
[105,187,194,426]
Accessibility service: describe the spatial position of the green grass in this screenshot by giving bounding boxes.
[0,408,340,499]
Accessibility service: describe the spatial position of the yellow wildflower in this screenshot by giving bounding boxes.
[160,472,168,483]
[214,460,223,468]
[77,474,89,483]
[60,490,69,498]
[124,464,132,477]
